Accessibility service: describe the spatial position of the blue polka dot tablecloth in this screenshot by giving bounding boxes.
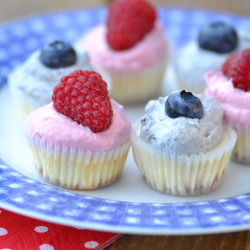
[1,6,250,236]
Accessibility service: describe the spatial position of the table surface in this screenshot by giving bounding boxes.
[106,231,250,250]
[1,0,250,249]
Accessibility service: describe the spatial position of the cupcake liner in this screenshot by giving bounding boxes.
[26,133,131,190]
[108,60,167,105]
[231,124,250,164]
[174,65,205,95]
[175,76,205,95]
[131,125,236,196]
[173,56,206,94]
[10,87,42,120]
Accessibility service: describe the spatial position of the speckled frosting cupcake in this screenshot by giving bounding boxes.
[9,41,90,119]
[131,91,236,196]
[174,21,250,94]
[24,70,131,190]
[205,49,250,164]
[79,0,169,104]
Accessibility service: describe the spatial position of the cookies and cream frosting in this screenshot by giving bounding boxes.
[139,94,224,156]
[174,35,250,91]
[9,49,89,107]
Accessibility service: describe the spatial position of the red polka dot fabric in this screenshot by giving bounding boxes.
[0,208,122,250]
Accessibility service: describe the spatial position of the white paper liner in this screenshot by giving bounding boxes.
[107,60,167,105]
[231,124,250,164]
[173,63,205,95]
[131,125,236,196]
[10,86,42,120]
[175,76,205,95]
[26,133,131,190]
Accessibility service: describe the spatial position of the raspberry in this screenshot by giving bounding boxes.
[222,48,250,92]
[107,0,156,51]
[52,70,113,133]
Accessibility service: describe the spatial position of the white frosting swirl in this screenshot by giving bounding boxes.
[9,49,90,107]
[139,94,224,156]
[174,35,250,92]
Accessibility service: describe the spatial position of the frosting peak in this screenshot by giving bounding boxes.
[205,71,250,127]
[140,94,224,156]
[83,22,168,73]
[9,49,89,107]
[25,100,131,151]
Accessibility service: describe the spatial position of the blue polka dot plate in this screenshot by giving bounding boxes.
[1,7,250,235]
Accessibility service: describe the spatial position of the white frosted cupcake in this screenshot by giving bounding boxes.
[24,70,131,190]
[9,41,90,119]
[78,0,169,105]
[174,21,250,94]
[131,90,236,196]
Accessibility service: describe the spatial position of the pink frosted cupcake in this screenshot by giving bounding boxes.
[79,0,169,104]
[24,70,131,189]
[205,48,250,163]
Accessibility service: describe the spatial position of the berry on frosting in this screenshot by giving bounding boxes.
[52,70,113,133]
[165,90,204,119]
[222,48,250,92]
[198,21,238,53]
[40,41,77,68]
[107,0,156,51]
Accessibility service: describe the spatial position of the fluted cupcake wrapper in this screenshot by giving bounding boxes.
[107,60,167,105]
[131,126,236,196]
[175,79,205,95]
[10,87,43,120]
[231,124,250,164]
[26,133,131,190]
[173,60,205,94]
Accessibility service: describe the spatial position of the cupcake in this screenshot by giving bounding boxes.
[131,90,236,196]
[205,48,250,163]
[79,0,169,104]
[174,21,250,94]
[24,70,131,190]
[9,41,90,119]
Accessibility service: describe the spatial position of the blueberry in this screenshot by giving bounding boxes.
[40,41,77,68]
[165,90,204,119]
[198,21,238,53]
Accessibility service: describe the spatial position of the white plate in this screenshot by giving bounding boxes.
[1,6,250,235]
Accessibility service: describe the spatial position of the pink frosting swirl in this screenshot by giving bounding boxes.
[205,71,250,127]
[83,22,168,73]
[25,100,131,151]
